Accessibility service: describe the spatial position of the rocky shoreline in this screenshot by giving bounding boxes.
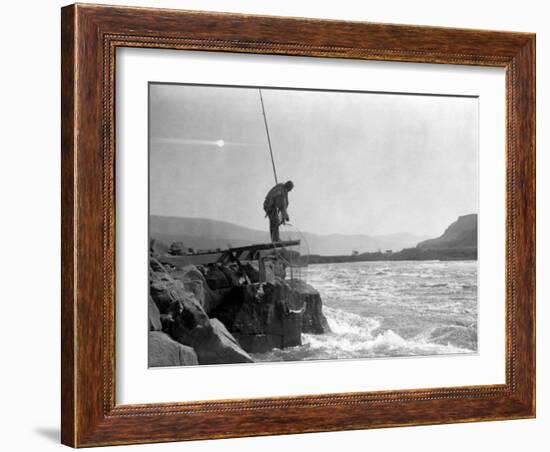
[148,250,330,367]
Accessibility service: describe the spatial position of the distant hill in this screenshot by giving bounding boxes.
[306,214,478,263]
[417,214,477,250]
[149,216,268,250]
[149,215,429,256]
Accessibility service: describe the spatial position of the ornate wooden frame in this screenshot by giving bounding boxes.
[61,3,536,447]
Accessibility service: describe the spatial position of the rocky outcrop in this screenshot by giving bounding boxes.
[148,296,162,331]
[211,278,308,353]
[417,214,477,250]
[167,302,253,365]
[149,260,252,365]
[288,280,331,334]
[149,258,252,365]
[203,265,233,290]
[170,265,223,314]
[148,331,198,367]
[150,265,210,333]
[242,262,260,283]
[148,251,330,364]
[195,319,253,364]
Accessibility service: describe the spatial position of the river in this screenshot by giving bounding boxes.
[252,260,478,362]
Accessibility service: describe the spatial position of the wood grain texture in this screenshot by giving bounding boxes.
[60,5,76,447]
[60,3,536,447]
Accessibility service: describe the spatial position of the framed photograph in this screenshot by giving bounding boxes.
[61,4,535,447]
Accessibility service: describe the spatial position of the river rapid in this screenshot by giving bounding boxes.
[252,260,478,362]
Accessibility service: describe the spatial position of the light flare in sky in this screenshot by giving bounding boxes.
[152,137,251,148]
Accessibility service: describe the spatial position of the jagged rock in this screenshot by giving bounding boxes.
[166,289,213,349]
[149,258,252,365]
[282,309,303,347]
[149,251,329,361]
[150,261,212,340]
[149,258,253,365]
[149,256,167,273]
[195,319,253,365]
[149,273,176,313]
[175,265,206,284]
[233,334,280,353]
[212,279,303,353]
[160,287,251,364]
[149,269,188,314]
[219,265,242,286]
[204,263,249,289]
[148,331,198,367]
[170,312,252,365]
[150,261,209,322]
[148,296,162,331]
[242,262,260,283]
[204,265,232,290]
[171,265,223,314]
[289,280,331,334]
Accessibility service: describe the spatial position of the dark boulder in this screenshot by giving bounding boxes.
[166,290,213,349]
[282,309,303,347]
[195,319,253,365]
[171,265,223,314]
[288,280,331,334]
[211,279,304,353]
[148,331,199,367]
[204,265,232,290]
[149,272,179,313]
[219,265,242,286]
[242,262,260,283]
[234,334,281,354]
[149,262,212,341]
[149,259,253,365]
[158,284,251,365]
[165,293,252,365]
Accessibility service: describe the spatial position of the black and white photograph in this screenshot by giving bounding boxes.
[147,82,479,367]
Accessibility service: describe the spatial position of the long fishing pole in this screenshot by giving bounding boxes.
[259,88,278,184]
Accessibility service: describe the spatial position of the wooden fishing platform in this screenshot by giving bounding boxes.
[178,239,299,261]
[159,240,300,268]
[215,240,301,283]
[177,240,299,257]
[215,240,300,264]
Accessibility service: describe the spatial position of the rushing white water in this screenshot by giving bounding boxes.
[252,260,478,362]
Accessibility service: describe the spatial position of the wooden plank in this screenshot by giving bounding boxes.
[178,240,301,256]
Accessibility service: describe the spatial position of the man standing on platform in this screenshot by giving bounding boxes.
[263,180,294,243]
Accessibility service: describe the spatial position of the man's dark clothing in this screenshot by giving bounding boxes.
[263,183,290,242]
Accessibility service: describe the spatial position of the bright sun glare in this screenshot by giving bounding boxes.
[216,139,225,148]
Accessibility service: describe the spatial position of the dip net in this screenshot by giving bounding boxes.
[270,223,310,284]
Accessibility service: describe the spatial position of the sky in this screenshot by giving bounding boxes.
[149,83,478,237]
